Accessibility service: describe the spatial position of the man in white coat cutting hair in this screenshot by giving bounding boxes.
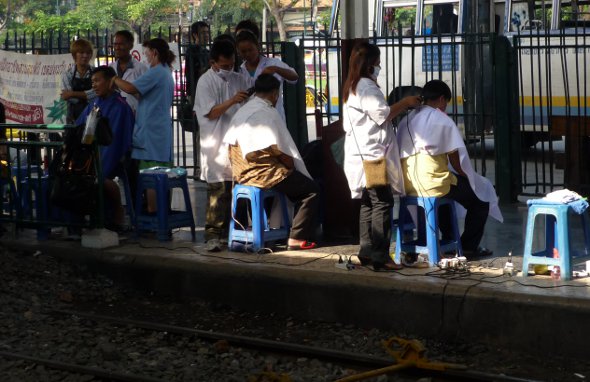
[223,74,319,250]
[194,39,251,252]
[397,79,503,259]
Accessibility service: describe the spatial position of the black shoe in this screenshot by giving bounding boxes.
[463,246,493,260]
[357,255,372,266]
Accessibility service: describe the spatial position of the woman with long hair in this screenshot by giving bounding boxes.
[112,38,176,213]
[342,41,421,271]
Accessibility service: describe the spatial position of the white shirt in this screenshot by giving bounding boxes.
[109,58,149,113]
[194,68,250,183]
[342,78,404,199]
[397,105,503,222]
[239,55,297,122]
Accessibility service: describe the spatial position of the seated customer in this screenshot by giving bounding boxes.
[397,80,502,259]
[223,74,319,250]
[76,66,134,231]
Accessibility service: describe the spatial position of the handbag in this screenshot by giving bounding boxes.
[361,156,388,188]
[346,105,388,188]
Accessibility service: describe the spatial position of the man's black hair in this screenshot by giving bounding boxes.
[191,21,209,37]
[210,39,235,61]
[421,79,452,101]
[92,65,117,79]
[254,73,280,94]
[114,30,134,44]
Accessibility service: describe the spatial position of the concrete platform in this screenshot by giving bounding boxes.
[2,179,590,360]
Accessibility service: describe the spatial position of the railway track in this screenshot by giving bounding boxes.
[0,308,540,382]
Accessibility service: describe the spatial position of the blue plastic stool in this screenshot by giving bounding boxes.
[228,184,290,252]
[135,168,195,241]
[522,200,590,280]
[394,196,463,266]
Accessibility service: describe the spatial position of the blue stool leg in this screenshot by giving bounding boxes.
[425,200,439,265]
[251,189,264,251]
[556,207,571,280]
[394,200,407,263]
[522,208,537,276]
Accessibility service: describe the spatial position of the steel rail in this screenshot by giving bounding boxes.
[0,350,166,382]
[50,309,542,382]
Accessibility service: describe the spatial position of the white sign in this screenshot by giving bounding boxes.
[0,50,71,124]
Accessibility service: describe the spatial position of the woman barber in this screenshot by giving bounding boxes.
[342,42,421,271]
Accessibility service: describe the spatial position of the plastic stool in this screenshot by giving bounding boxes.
[228,184,290,252]
[135,167,195,241]
[522,200,590,280]
[394,196,463,266]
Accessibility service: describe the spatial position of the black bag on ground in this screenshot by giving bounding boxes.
[49,125,98,214]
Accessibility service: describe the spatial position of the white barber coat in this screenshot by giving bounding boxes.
[223,96,311,179]
[194,69,250,183]
[342,78,404,199]
[397,105,503,222]
[239,55,297,122]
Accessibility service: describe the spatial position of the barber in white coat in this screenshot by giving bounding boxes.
[342,42,422,271]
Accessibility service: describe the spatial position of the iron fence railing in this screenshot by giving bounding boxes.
[513,26,590,196]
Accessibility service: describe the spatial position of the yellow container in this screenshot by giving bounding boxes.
[533,264,550,275]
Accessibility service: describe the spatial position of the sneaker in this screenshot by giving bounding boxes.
[206,239,222,252]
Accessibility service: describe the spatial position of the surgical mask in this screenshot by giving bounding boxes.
[216,68,232,80]
[372,65,381,80]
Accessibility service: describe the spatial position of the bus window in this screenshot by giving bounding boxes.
[560,3,590,28]
[509,0,555,31]
[383,5,417,36]
[423,2,459,34]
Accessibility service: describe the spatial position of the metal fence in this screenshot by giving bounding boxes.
[299,29,497,179]
[512,27,590,196]
[1,24,303,181]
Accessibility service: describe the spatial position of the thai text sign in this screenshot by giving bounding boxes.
[0,50,71,124]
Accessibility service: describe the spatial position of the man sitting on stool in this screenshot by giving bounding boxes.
[397,80,503,259]
[223,74,319,250]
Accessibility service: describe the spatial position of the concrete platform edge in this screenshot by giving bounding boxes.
[4,239,588,360]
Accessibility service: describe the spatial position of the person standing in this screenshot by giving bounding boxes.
[109,30,148,114]
[194,39,250,252]
[61,38,96,124]
[185,21,211,104]
[111,38,175,214]
[235,31,298,122]
[342,42,421,271]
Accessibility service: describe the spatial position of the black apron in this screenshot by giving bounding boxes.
[67,67,92,124]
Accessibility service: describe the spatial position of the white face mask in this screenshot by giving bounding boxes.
[216,68,232,80]
[372,65,381,80]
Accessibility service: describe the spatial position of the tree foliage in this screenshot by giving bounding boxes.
[197,0,264,36]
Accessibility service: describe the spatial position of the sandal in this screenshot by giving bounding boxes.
[287,241,317,250]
